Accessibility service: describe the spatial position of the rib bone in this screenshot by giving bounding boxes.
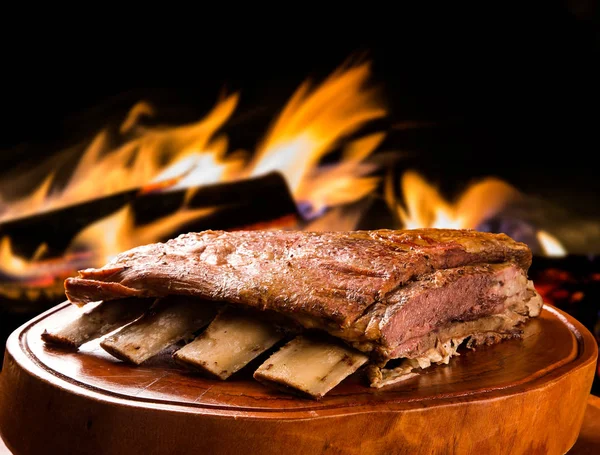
[253,335,369,399]
[100,296,218,364]
[173,307,283,379]
[41,298,153,349]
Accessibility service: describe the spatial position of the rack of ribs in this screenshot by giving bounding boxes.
[42,228,543,398]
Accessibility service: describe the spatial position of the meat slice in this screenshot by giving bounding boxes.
[334,262,542,361]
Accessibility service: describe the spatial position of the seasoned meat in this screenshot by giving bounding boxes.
[64,228,539,362]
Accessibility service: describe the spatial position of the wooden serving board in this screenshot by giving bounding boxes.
[0,302,597,455]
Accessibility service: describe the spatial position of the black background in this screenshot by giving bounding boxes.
[1,3,599,218]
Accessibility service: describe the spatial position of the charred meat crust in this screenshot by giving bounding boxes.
[50,228,544,396]
[65,229,531,325]
[63,229,537,360]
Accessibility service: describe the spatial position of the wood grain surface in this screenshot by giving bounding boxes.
[2,397,598,454]
[0,302,597,455]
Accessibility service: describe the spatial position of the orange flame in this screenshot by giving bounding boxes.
[0,236,33,277]
[387,170,522,230]
[0,95,239,223]
[386,170,569,256]
[68,205,216,266]
[248,62,386,212]
[0,61,388,284]
[0,236,89,286]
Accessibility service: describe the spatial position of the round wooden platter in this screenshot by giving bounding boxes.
[0,302,597,455]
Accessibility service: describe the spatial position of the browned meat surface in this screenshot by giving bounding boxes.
[64,228,538,361]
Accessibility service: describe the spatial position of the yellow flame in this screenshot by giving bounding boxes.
[298,133,384,216]
[120,101,156,134]
[0,61,389,282]
[0,236,83,284]
[0,94,239,222]
[389,171,521,229]
[0,236,30,276]
[0,174,55,221]
[68,205,216,266]
[150,136,246,192]
[302,198,373,232]
[537,230,567,257]
[248,62,386,202]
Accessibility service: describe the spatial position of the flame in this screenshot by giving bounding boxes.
[296,133,384,218]
[537,230,567,257]
[302,198,373,232]
[0,236,90,287]
[68,204,216,266]
[0,236,32,277]
[388,171,522,230]
[0,174,55,222]
[0,61,389,288]
[248,62,386,213]
[0,95,239,222]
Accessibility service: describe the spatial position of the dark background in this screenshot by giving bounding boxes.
[1,3,599,221]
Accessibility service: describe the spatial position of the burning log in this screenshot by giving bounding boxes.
[253,335,369,399]
[173,307,283,379]
[41,298,153,349]
[0,190,139,259]
[100,296,218,365]
[0,172,300,259]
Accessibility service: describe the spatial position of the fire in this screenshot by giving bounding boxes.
[0,56,573,296]
[387,171,522,230]
[0,61,387,288]
[68,205,216,266]
[291,133,384,219]
[385,170,569,257]
[248,63,386,207]
[0,95,240,223]
[0,236,90,290]
[0,236,34,278]
[537,230,567,257]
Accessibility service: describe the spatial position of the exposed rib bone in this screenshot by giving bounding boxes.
[100,296,218,365]
[41,298,153,349]
[253,335,368,399]
[173,307,283,379]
